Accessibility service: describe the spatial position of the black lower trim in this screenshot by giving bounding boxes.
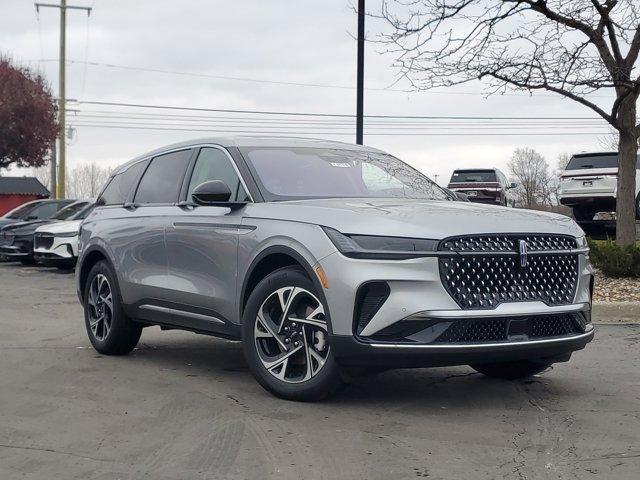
[126,299,241,340]
[329,329,594,368]
[560,197,616,208]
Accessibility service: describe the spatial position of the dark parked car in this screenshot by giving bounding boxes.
[0,199,73,229]
[447,168,515,206]
[0,200,87,264]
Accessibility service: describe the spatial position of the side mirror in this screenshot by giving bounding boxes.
[191,180,246,209]
[508,182,517,190]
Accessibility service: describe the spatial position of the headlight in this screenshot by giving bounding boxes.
[55,232,79,238]
[322,227,438,259]
[575,235,588,249]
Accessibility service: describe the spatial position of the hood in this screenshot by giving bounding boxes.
[1,219,58,235]
[245,198,583,239]
[35,219,82,235]
[0,218,19,228]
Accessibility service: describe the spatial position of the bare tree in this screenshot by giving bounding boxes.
[65,163,112,199]
[31,164,51,192]
[373,1,640,245]
[598,128,620,151]
[508,147,554,208]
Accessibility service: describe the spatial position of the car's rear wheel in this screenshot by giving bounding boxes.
[470,360,551,380]
[242,267,343,401]
[83,261,142,355]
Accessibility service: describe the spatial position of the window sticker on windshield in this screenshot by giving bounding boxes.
[329,162,355,168]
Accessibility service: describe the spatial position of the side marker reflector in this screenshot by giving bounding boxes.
[315,266,329,289]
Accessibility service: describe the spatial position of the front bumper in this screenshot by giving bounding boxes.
[318,247,594,366]
[0,245,30,258]
[330,326,594,368]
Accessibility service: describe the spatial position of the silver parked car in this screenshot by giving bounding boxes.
[76,137,594,400]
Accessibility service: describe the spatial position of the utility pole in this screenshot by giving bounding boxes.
[50,142,57,196]
[35,1,91,199]
[356,0,365,145]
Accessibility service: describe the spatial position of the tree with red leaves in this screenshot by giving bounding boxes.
[0,56,57,171]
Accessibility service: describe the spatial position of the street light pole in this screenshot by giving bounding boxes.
[35,1,92,199]
[356,0,365,145]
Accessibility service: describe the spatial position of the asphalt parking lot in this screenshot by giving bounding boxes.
[0,262,639,480]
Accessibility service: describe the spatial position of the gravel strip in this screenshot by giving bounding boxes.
[593,270,640,302]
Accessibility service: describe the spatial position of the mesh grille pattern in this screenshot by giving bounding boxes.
[34,233,54,250]
[438,234,579,309]
[0,232,14,246]
[440,254,578,309]
[439,234,577,252]
[435,314,584,344]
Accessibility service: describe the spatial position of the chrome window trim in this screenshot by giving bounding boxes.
[185,143,255,203]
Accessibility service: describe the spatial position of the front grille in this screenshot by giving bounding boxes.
[435,314,585,344]
[439,234,577,253]
[34,233,54,250]
[0,231,14,246]
[438,234,579,309]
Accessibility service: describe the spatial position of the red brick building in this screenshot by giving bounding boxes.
[0,177,50,216]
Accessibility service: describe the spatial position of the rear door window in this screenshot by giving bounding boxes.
[99,160,148,205]
[135,150,193,204]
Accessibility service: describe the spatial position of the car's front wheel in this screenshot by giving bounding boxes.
[471,360,551,380]
[572,206,595,222]
[83,261,142,355]
[242,267,343,401]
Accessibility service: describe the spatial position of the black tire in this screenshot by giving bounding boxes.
[572,207,595,222]
[471,360,551,380]
[20,257,36,265]
[241,266,344,401]
[83,260,142,355]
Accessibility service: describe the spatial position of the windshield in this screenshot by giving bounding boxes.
[450,170,497,183]
[241,147,448,201]
[53,202,89,220]
[5,201,39,219]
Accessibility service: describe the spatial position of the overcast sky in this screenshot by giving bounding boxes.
[2,0,615,185]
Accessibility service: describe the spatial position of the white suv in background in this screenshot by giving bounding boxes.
[33,202,95,269]
[559,152,640,221]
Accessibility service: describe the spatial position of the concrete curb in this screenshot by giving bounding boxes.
[593,301,640,324]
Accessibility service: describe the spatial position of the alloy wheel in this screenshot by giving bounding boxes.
[87,273,113,341]
[254,286,330,383]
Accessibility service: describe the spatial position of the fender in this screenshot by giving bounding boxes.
[238,244,330,329]
[75,241,117,304]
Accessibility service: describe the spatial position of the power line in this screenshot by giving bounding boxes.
[67,118,610,131]
[39,58,616,99]
[68,122,611,136]
[67,109,607,125]
[69,99,609,120]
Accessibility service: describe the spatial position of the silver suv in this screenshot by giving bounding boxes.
[77,137,594,400]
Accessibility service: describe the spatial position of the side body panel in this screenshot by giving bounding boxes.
[164,205,245,324]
